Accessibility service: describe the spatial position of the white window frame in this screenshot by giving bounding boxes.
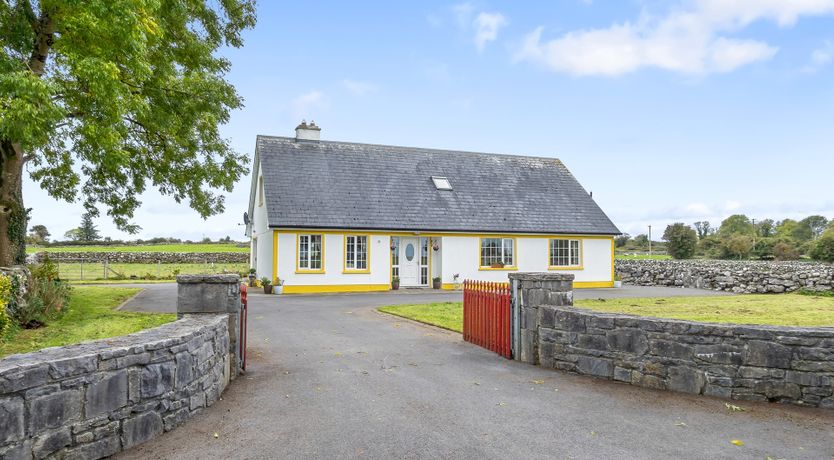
[344,235,369,272]
[549,238,582,269]
[297,234,323,272]
[479,237,515,268]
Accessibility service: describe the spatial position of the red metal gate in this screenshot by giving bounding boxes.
[239,284,248,371]
[463,280,512,359]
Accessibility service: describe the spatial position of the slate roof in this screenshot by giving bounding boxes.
[255,136,620,235]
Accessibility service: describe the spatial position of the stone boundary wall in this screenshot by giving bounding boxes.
[616,259,834,293]
[537,306,834,408]
[0,315,231,459]
[31,251,249,264]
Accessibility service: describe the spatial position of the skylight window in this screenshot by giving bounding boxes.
[431,176,452,191]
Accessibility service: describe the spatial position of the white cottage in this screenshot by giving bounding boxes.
[245,122,620,294]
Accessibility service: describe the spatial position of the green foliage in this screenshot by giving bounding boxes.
[693,221,712,239]
[0,0,257,241]
[776,219,813,243]
[633,234,649,248]
[773,240,801,261]
[720,235,754,260]
[614,234,630,248]
[797,288,834,298]
[800,215,829,239]
[78,212,100,242]
[719,215,754,236]
[755,219,775,238]
[662,223,697,259]
[15,257,70,327]
[751,238,775,260]
[810,231,834,262]
[260,276,271,286]
[0,275,12,339]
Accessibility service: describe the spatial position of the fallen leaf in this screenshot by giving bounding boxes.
[553,388,559,392]
[345,311,353,314]
[730,440,744,446]
[496,402,506,406]
[675,422,687,427]
[531,380,544,385]
[725,403,745,412]
[590,431,597,436]
[334,352,343,357]
[213,433,219,439]
[394,323,401,328]
[473,382,480,386]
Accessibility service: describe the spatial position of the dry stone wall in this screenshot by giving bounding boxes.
[616,259,834,293]
[537,306,834,408]
[31,251,248,264]
[0,315,231,460]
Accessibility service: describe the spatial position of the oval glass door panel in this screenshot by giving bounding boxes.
[405,243,415,261]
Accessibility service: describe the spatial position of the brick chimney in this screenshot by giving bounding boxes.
[295,120,321,141]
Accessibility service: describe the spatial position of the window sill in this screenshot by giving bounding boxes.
[343,269,371,274]
[548,266,584,271]
[478,266,518,271]
[295,269,325,274]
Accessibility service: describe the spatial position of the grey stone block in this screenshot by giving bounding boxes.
[0,364,49,393]
[48,355,98,379]
[176,352,194,386]
[32,427,71,459]
[140,362,175,398]
[743,341,792,369]
[0,396,24,443]
[649,340,692,360]
[122,411,164,449]
[85,371,128,418]
[28,389,82,434]
[693,344,743,365]
[606,329,648,355]
[64,435,121,460]
[613,366,632,382]
[577,356,613,378]
[0,441,31,460]
[667,366,705,394]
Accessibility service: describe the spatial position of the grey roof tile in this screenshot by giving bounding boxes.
[256,136,620,235]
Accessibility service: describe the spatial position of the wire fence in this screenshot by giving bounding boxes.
[50,258,248,281]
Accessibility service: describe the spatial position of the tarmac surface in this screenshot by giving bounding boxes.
[115,287,834,459]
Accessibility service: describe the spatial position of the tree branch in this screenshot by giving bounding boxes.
[27,8,54,77]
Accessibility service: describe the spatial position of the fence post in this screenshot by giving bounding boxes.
[80,259,84,280]
[508,273,574,365]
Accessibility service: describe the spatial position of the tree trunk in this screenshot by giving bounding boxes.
[0,140,27,266]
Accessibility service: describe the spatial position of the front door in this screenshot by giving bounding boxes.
[399,237,420,287]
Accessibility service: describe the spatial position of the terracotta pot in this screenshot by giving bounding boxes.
[263,285,273,294]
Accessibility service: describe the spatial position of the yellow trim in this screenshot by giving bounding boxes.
[342,234,371,274]
[610,237,616,283]
[272,231,278,282]
[574,281,615,289]
[428,236,433,284]
[478,236,518,270]
[547,237,585,271]
[295,233,326,274]
[283,284,390,294]
[441,283,461,290]
[274,228,616,239]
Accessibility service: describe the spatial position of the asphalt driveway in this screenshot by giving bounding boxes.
[117,289,834,459]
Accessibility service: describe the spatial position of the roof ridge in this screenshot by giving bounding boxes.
[257,135,564,164]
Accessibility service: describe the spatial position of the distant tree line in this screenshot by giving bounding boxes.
[26,214,242,247]
[615,214,834,262]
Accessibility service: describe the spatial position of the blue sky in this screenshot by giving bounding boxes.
[24,1,834,240]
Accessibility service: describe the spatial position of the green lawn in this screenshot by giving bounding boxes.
[0,287,175,358]
[26,243,249,254]
[377,294,834,331]
[53,262,248,282]
[378,302,464,332]
[615,254,672,260]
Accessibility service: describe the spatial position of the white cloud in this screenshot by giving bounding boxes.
[473,12,507,52]
[803,40,834,72]
[724,200,743,212]
[341,80,377,96]
[515,0,834,76]
[684,203,712,216]
[291,90,326,119]
[453,3,507,52]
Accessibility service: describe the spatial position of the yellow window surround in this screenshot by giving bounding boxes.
[343,234,371,274]
[548,237,584,270]
[478,236,518,270]
[296,233,325,274]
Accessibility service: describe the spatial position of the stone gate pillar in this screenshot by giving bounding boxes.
[508,273,574,365]
[176,274,242,379]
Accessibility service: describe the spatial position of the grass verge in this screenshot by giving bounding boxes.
[26,243,248,254]
[378,294,834,331]
[378,302,463,332]
[0,287,175,358]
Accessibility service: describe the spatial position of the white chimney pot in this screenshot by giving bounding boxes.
[295,120,321,141]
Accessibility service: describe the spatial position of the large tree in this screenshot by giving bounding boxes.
[77,212,99,242]
[0,1,256,265]
[719,214,754,236]
[662,223,697,259]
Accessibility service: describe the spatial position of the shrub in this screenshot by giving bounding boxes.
[773,241,801,261]
[719,235,754,260]
[662,223,697,259]
[18,260,72,328]
[751,238,775,260]
[810,232,834,262]
[0,275,12,339]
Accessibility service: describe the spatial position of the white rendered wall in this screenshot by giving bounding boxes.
[249,166,273,281]
[440,236,612,285]
[277,233,390,286]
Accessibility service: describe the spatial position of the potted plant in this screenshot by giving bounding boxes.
[614,274,622,288]
[432,276,442,289]
[248,268,257,287]
[391,276,400,290]
[261,276,272,294]
[274,277,284,295]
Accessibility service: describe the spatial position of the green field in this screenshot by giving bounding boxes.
[26,243,249,254]
[0,287,175,358]
[54,262,248,282]
[615,253,672,260]
[378,294,834,332]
